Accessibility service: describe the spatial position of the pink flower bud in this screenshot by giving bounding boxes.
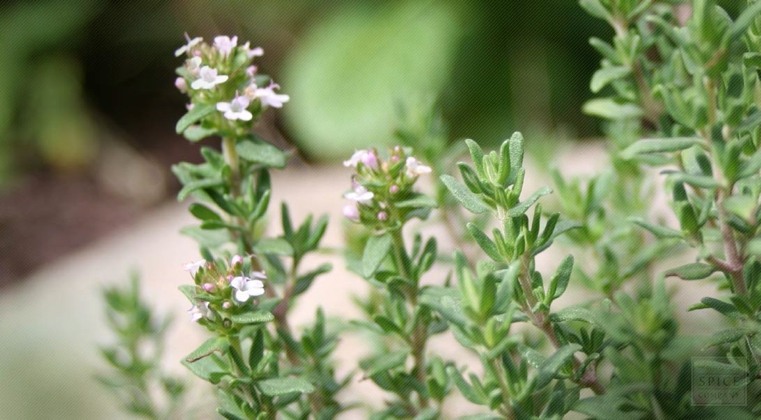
[377,211,388,221]
[222,301,233,309]
[343,204,360,222]
[231,255,243,267]
[389,184,400,194]
[202,283,216,292]
[175,77,187,92]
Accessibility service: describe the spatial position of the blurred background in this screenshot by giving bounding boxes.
[0,0,616,284]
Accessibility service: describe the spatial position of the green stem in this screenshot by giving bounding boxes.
[389,228,430,410]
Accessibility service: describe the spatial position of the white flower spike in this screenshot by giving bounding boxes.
[217,95,253,121]
[191,66,229,90]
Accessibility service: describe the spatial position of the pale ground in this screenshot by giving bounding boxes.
[0,144,723,419]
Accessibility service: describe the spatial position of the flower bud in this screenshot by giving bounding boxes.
[222,301,233,310]
[231,254,243,267]
[377,211,388,221]
[202,283,216,292]
[175,77,187,93]
[389,184,400,194]
[343,204,360,222]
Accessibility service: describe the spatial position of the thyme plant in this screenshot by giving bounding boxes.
[98,1,761,418]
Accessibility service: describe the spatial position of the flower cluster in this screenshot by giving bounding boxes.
[183,254,266,324]
[342,147,432,229]
[174,34,289,131]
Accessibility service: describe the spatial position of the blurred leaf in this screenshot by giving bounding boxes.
[362,233,392,278]
[176,104,215,134]
[665,262,716,280]
[236,137,287,168]
[230,311,274,325]
[258,377,314,396]
[582,98,642,120]
[621,137,702,158]
[590,66,630,93]
[360,350,409,377]
[283,2,463,159]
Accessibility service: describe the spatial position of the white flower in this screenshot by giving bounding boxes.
[343,204,360,222]
[241,42,264,58]
[186,56,202,75]
[191,66,229,90]
[188,301,211,322]
[214,35,238,57]
[246,65,257,77]
[254,84,289,108]
[405,157,432,177]
[230,273,266,303]
[216,95,253,121]
[344,185,374,205]
[175,35,203,57]
[343,149,377,169]
[183,259,206,276]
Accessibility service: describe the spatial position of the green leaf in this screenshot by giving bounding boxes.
[441,174,490,214]
[235,138,287,168]
[360,350,409,377]
[664,171,719,189]
[579,0,611,20]
[621,137,702,159]
[590,66,631,93]
[629,217,683,239]
[183,125,217,142]
[177,178,225,201]
[176,103,215,134]
[665,262,716,280]
[420,286,468,328]
[537,344,582,389]
[466,223,502,261]
[724,0,761,45]
[230,311,274,324]
[258,377,315,396]
[699,297,740,317]
[507,186,552,217]
[447,366,485,404]
[184,337,229,363]
[724,195,757,221]
[189,203,222,222]
[547,255,573,301]
[362,234,392,278]
[582,98,642,120]
[551,306,599,326]
[373,315,404,335]
[703,328,749,349]
[253,238,293,256]
[281,1,461,159]
[507,132,525,185]
[465,138,486,177]
[396,194,438,209]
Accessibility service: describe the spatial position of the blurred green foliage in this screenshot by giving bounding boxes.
[0,0,629,184]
